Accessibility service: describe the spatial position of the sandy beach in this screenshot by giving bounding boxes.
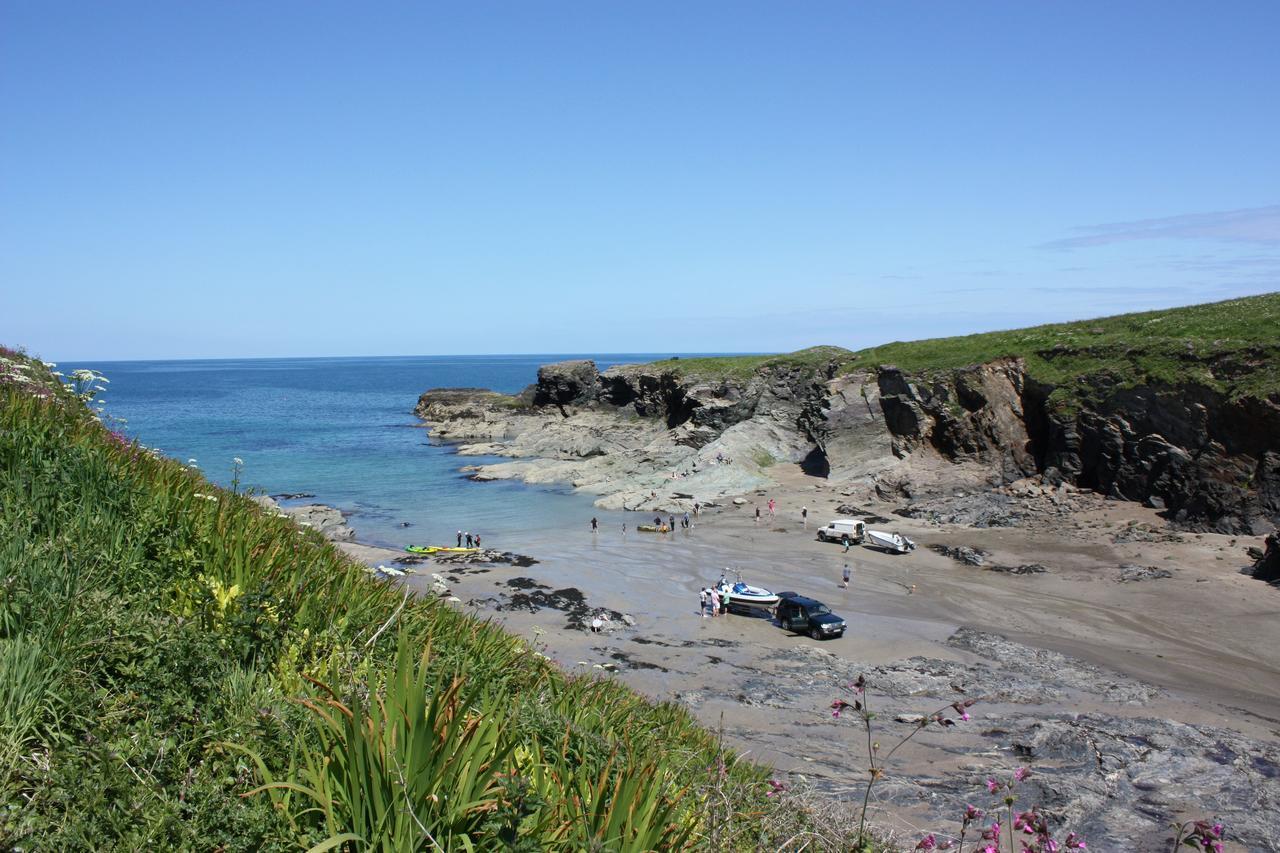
[327,462,1280,851]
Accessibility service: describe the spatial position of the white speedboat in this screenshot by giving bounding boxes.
[716,573,781,613]
[866,529,916,554]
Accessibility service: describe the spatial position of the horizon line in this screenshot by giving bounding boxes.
[52,350,770,365]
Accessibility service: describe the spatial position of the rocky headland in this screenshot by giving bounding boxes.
[415,295,1280,539]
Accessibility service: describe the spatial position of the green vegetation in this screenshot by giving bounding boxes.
[853,292,1280,401]
[2,351,813,850]
[647,345,857,381]
[650,293,1280,404]
[752,449,777,468]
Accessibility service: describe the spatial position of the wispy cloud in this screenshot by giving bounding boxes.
[1040,205,1280,250]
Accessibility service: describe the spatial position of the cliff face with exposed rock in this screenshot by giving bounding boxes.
[415,353,898,511]
[877,358,1280,534]
[415,348,1279,534]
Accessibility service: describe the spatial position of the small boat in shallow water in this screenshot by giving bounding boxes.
[716,574,781,613]
[636,524,669,533]
[405,545,479,554]
[866,530,916,554]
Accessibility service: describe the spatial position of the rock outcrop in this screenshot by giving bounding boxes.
[875,358,1280,534]
[1255,533,1280,582]
[415,353,899,509]
[416,350,1279,533]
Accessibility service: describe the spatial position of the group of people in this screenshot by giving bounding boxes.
[654,512,694,530]
[456,530,481,548]
[595,508,699,535]
[752,499,808,527]
[698,585,726,618]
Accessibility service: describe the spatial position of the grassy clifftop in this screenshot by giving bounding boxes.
[645,345,858,381]
[855,292,1280,399]
[646,293,1280,401]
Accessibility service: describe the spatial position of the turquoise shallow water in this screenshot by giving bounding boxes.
[64,355,686,548]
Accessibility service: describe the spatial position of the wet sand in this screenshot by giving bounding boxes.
[347,468,1280,849]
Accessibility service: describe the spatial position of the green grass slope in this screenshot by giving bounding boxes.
[646,345,858,381]
[648,293,1280,403]
[854,292,1280,400]
[0,350,807,851]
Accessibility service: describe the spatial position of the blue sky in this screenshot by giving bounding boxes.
[2,2,1278,360]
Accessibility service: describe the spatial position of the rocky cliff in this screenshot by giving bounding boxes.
[877,358,1280,534]
[415,350,899,510]
[415,297,1280,534]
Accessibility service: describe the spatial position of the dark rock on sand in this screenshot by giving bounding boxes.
[896,493,1024,528]
[433,548,539,567]
[491,578,625,631]
[929,544,988,566]
[1252,533,1280,582]
[988,563,1048,575]
[1117,564,1173,583]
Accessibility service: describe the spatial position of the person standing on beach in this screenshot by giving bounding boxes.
[591,517,598,533]
[465,532,473,547]
[622,523,627,537]
[768,498,775,516]
[709,586,720,617]
[699,588,708,618]
[475,533,481,548]
[801,506,808,528]
[755,507,761,525]
[669,514,676,533]
[693,502,700,517]
[456,530,463,547]
[842,563,851,589]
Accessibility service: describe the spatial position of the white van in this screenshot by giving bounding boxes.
[816,519,865,545]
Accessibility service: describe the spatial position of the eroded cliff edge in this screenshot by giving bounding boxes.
[415,349,897,511]
[415,296,1280,534]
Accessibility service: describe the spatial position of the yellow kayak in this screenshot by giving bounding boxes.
[405,545,480,554]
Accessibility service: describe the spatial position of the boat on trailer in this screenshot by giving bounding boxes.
[716,571,781,613]
[866,530,916,554]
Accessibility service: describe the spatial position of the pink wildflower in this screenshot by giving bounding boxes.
[986,777,1000,793]
[915,834,937,850]
[1014,766,1031,782]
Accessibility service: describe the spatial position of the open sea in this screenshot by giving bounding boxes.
[63,355,687,548]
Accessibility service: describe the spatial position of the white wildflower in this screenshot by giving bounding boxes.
[42,362,55,368]
[233,457,243,465]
